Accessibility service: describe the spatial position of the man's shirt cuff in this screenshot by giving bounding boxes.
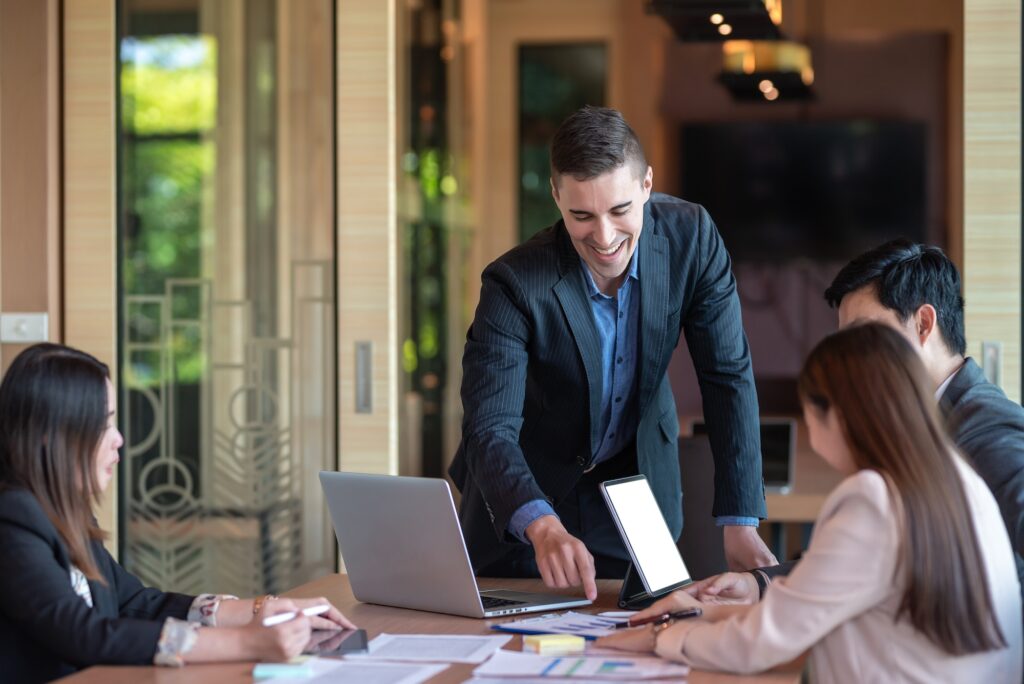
[509,499,558,542]
[715,515,760,527]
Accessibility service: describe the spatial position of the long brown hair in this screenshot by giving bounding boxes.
[798,323,1004,655]
[0,343,110,581]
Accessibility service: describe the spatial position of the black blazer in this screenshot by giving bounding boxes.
[450,194,766,571]
[941,357,1024,586]
[0,488,195,683]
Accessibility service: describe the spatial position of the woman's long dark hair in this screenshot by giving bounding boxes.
[798,323,1005,655]
[0,343,110,581]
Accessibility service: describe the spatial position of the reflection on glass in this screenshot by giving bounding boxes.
[518,44,607,242]
[399,0,469,479]
[118,0,336,596]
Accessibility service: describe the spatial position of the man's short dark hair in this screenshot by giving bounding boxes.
[824,238,966,356]
[550,106,647,183]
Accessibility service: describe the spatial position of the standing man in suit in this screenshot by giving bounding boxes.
[449,106,775,599]
[685,239,1024,604]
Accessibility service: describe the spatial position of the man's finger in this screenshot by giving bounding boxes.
[577,547,597,601]
[537,556,555,589]
[581,569,598,601]
[546,554,570,588]
[562,547,582,587]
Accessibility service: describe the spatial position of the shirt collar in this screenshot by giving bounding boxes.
[935,360,966,400]
[580,248,640,300]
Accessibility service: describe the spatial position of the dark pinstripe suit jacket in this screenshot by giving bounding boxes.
[449,193,766,571]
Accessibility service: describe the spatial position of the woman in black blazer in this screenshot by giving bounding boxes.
[0,344,354,682]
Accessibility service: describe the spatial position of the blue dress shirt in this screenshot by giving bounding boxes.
[508,251,757,541]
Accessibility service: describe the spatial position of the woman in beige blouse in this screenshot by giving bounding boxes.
[598,323,1022,683]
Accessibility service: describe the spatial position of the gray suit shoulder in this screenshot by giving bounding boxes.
[945,359,1024,446]
[944,358,1024,576]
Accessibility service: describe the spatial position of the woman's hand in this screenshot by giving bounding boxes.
[681,572,759,605]
[249,598,312,661]
[290,596,356,630]
[595,591,704,654]
[595,624,658,653]
[627,589,703,624]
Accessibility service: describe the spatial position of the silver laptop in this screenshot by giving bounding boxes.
[319,471,592,618]
[690,417,796,493]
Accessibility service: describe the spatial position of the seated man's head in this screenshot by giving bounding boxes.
[824,238,965,385]
[549,106,653,295]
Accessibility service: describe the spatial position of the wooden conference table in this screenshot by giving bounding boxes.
[60,575,804,684]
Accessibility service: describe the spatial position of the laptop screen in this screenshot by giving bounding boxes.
[760,421,795,489]
[601,475,691,596]
[691,418,794,490]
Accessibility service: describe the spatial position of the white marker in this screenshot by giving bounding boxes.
[262,604,331,627]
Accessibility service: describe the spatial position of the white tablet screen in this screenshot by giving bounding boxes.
[603,477,690,594]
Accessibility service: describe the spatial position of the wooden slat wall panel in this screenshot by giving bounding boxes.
[0,0,61,369]
[336,1,399,475]
[963,0,1022,401]
[64,0,119,551]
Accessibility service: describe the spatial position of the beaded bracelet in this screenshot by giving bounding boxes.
[252,594,278,616]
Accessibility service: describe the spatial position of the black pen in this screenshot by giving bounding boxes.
[612,606,703,629]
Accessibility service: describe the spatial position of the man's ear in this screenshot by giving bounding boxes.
[915,304,938,346]
[550,175,560,204]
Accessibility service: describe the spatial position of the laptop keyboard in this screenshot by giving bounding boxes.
[481,595,527,609]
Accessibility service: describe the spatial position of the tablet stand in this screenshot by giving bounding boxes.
[616,562,660,609]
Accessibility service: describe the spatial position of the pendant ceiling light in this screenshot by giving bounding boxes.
[718,39,814,102]
[647,0,782,42]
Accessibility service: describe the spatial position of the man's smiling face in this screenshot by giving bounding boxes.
[552,163,653,296]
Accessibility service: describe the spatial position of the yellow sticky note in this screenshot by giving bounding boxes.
[523,634,586,655]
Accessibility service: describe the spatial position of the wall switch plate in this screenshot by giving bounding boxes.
[981,340,1002,387]
[0,313,48,343]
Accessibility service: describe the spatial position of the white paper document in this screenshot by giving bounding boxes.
[472,649,691,680]
[468,679,643,684]
[492,611,627,639]
[349,633,513,664]
[256,657,447,684]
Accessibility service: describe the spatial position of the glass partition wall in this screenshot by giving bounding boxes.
[398,0,472,479]
[118,0,336,596]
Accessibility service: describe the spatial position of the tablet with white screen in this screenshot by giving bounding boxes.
[600,475,692,597]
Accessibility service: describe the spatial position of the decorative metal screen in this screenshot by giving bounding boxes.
[118,0,336,596]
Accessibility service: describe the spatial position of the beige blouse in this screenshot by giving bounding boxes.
[656,459,1022,683]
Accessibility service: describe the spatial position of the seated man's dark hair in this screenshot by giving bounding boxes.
[549,106,647,183]
[824,238,966,356]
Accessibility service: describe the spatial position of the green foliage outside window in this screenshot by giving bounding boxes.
[121,35,216,385]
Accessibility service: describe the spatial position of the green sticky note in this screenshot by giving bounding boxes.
[252,658,314,679]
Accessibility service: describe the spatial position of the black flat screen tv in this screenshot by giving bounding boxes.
[680,120,927,262]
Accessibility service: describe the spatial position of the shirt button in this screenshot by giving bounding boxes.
[617,356,623,364]
[615,396,622,403]
[618,311,624,319]
[609,432,615,438]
